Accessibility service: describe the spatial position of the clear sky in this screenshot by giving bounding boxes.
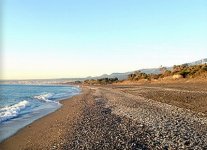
[2,0,207,79]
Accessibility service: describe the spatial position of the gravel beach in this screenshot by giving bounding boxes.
[1,83,207,149]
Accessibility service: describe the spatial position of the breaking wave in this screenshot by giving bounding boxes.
[33,93,55,103]
[0,100,30,123]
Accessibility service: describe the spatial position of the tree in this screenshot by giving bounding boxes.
[160,66,167,74]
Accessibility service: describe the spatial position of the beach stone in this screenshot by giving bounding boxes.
[61,86,207,150]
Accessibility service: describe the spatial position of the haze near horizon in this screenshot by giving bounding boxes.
[2,0,207,80]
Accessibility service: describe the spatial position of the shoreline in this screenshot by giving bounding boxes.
[0,84,81,143]
[0,87,87,150]
[1,82,207,149]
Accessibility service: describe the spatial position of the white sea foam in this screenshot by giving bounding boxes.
[0,100,30,123]
[34,93,54,102]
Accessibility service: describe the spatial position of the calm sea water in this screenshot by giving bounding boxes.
[0,84,80,142]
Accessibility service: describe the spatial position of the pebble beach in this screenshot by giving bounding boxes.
[1,83,207,149]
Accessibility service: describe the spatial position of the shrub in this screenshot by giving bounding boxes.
[179,70,190,78]
[163,70,172,77]
[84,77,118,85]
[201,65,207,71]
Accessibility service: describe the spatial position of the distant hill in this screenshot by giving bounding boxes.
[186,58,207,66]
[87,72,132,80]
[89,58,207,80]
[88,69,161,80]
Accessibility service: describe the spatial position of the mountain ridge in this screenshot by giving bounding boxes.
[91,58,207,80]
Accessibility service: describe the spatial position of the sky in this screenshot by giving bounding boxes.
[2,0,207,80]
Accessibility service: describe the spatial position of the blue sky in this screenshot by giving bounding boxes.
[2,0,207,79]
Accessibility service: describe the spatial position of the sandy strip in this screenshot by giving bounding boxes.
[0,87,90,150]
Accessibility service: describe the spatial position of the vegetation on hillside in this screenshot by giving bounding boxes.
[127,64,207,81]
[84,77,118,85]
[82,64,207,85]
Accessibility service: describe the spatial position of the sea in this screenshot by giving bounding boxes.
[0,84,80,142]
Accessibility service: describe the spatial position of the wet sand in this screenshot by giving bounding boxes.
[1,83,207,149]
